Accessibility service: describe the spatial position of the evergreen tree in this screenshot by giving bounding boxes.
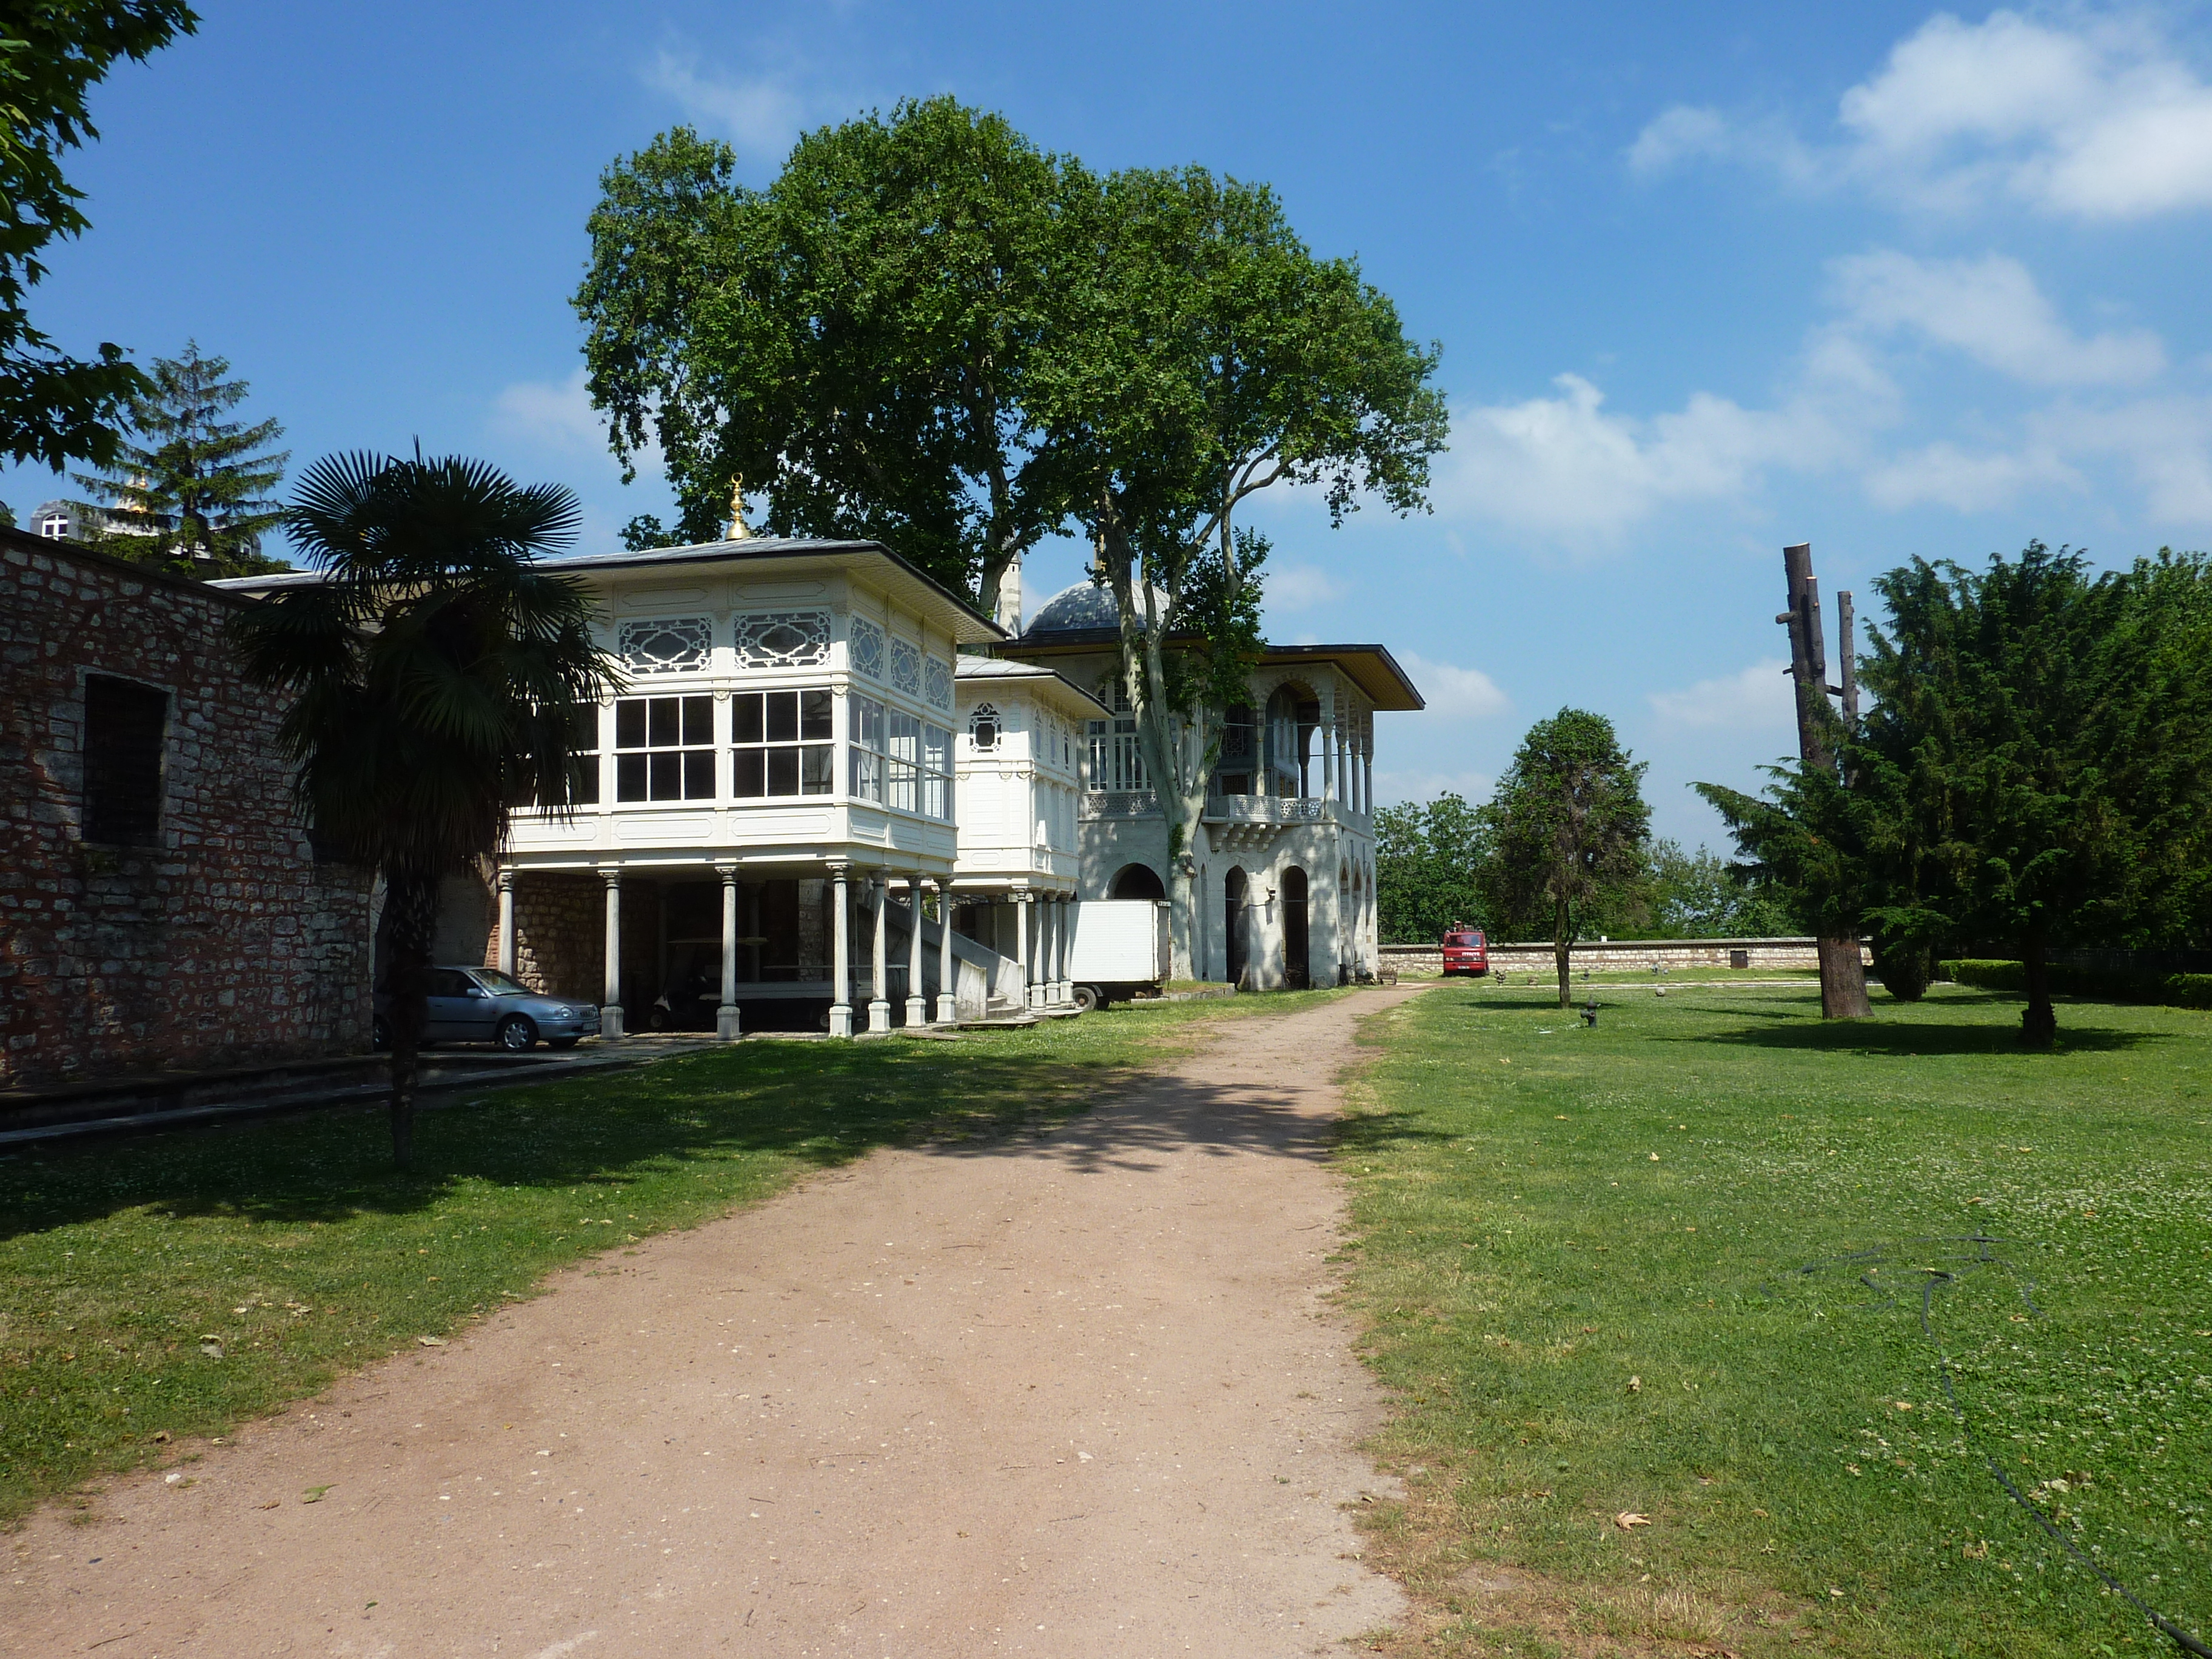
[73,341,287,577]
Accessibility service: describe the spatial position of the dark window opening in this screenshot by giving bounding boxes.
[82,674,167,844]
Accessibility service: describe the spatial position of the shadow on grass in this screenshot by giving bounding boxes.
[0,1009,1376,1242]
[1666,1016,2163,1057]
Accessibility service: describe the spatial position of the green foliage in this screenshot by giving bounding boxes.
[227,452,618,1166]
[0,2,195,470]
[70,340,287,577]
[575,102,1089,611]
[1344,983,2212,1658]
[1638,837,1800,940]
[1488,709,1651,1000]
[1940,959,2212,1010]
[1703,544,2212,1044]
[1376,791,1492,943]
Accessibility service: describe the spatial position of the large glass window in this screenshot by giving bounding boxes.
[850,695,886,802]
[614,695,714,802]
[531,703,601,807]
[851,696,952,818]
[1086,682,1146,791]
[733,688,833,797]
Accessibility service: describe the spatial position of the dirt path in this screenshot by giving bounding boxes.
[4,987,1425,1658]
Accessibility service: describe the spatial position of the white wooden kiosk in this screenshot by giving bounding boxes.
[497,535,1006,1037]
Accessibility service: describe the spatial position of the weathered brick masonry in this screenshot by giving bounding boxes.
[1,530,371,1087]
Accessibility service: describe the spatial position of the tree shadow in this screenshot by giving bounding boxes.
[0,1038,1146,1241]
[1663,1017,2162,1058]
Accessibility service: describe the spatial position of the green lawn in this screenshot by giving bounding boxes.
[0,991,1344,1525]
[1341,983,2211,1659]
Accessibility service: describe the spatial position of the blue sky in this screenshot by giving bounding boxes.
[16,1,2212,845]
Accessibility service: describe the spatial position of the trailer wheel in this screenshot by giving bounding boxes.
[1073,985,1101,1013]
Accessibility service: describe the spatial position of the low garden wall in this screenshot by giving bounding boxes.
[1378,937,1857,977]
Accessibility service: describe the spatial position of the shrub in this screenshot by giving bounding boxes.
[1939,959,2212,1010]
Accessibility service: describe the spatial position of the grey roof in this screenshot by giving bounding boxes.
[215,534,1006,645]
[954,653,1110,716]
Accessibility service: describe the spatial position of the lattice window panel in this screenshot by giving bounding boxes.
[734,611,831,669]
[618,617,712,675]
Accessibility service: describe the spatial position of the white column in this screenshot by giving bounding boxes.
[1057,897,1073,1004]
[599,871,625,1040]
[1321,705,1337,803]
[716,863,742,1041]
[868,875,892,1033]
[829,863,853,1038]
[934,881,957,1024]
[496,867,517,977]
[1016,890,1037,1010]
[1362,738,1373,817]
[905,874,928,1028]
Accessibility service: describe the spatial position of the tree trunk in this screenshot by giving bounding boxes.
[1781,543,1872,1021]
[381,866,439,1171]
[2020,933,2057,1048]
[1553,896,1572,1008]
[1817,938,1873,1019]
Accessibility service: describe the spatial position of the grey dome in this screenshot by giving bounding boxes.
[1024,580,1173,637]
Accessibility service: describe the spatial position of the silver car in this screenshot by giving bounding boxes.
[372,966,601,1051]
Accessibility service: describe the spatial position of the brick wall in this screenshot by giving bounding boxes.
[0,532,372,1086]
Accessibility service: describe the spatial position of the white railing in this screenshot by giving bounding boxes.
[1202,794,1326,825]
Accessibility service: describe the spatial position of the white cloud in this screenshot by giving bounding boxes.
[1829,250,2163,385]
[1373,768,1493,808]
[1647,659,1796,731]
[1862,440,2077,512]
[1634,10,2212,221]
[2034,395,2212,523]
[1398,651,1510,720]
[645,50,811,163]
[1265,563,1345,611]
[1436,346,1888,543]
[491,369,661,478]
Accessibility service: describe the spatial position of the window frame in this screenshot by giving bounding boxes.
[612,693,717,803]
[731,686,835,800]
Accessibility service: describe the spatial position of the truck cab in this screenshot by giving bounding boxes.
[1439,928,1489,976]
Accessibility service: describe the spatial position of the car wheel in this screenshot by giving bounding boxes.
[547,1036,581,1051]
[496,1015,537,1052]
[371,1015,391,1051]
[1072,985,1101,1014]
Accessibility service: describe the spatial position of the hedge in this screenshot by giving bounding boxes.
[1939,958,2212,1010]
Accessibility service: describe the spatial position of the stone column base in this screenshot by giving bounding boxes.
[716,1005,742,1041]
[828,1003,854,1039]
[867,999,891,1034]
[600,1005,625,1041]
[935,993,957,1025]
[904,996,928,1028]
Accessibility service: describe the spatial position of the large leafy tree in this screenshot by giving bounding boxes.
[1376,791,1492,943]
[1488,709,1651,1006]
[1703,544,2212,1045]
[72,340,287,576]
[229,454,616,1168]
[1045,166,1447,974]
[0,2,195,469]
[575,100,1090,614]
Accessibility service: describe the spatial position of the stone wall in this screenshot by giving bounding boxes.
[1,531,371,1087]
[509,872,603,1001]
[1378,937,1865,977]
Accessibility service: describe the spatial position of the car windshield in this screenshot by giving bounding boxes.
[471,969,529,995]
[1445,933,1478,946]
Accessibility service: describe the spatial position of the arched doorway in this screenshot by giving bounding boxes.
[1223,866,1248,988]
[1110,862,1165,901]
[1282,866,1310,989]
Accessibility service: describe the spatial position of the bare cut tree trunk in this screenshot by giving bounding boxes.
[1553,896,1572,1008]
[2020,931,2057,1049]
[381,866,439,1171]
[1781,542,1872,1021]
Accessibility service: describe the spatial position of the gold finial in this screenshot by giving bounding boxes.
[728,475,751,541]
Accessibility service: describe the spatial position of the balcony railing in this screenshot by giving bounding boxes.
[1204,794,1325,825]
[1081,789,1162,820]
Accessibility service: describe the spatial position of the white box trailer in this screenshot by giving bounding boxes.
[1066,899,1171,1011]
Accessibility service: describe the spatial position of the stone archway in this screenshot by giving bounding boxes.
[1223,866,1249,989]
[1110,862,1166,902]
[1282,866,1310,990]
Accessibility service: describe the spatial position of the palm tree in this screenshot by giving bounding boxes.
[229,452,617,1168]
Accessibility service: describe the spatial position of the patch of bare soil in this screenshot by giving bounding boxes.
[2,988,1424,1657]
